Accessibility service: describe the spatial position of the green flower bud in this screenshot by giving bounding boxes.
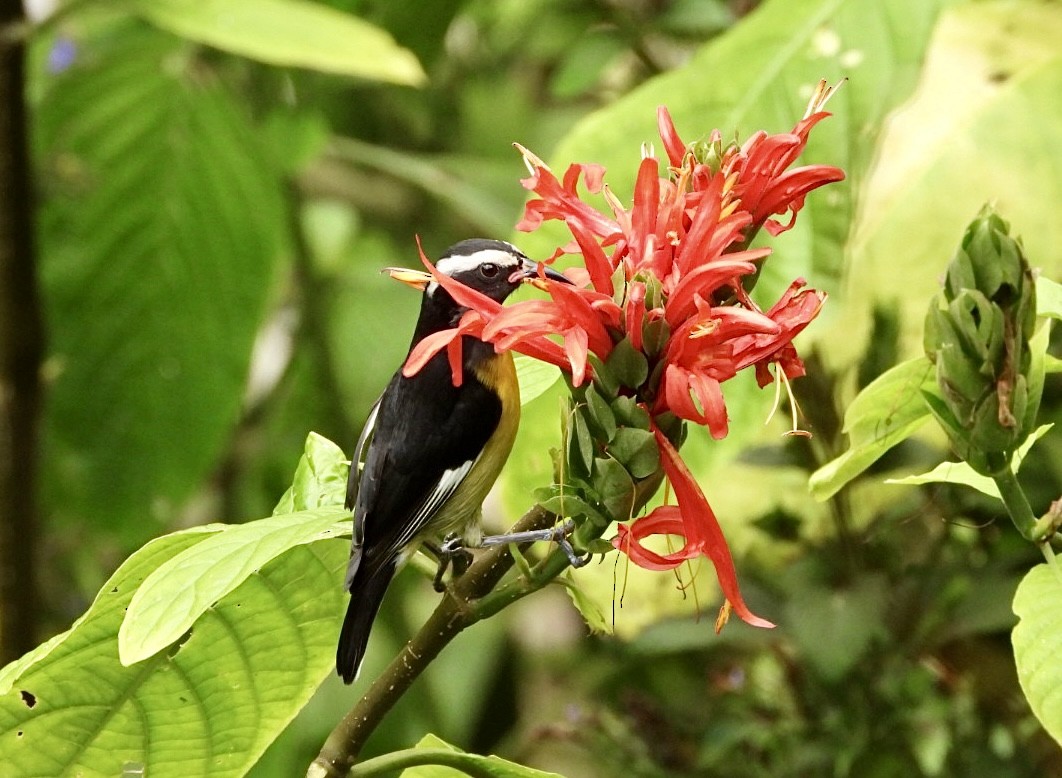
[923,207,1036,474]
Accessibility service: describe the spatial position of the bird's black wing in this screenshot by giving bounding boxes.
[345,350,501,583]
[347,394,382,545]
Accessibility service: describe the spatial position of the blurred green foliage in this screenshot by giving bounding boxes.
[7,0,1062,775]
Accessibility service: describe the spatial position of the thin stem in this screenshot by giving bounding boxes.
[0,0,43,664]
[990,463,1039,542]
[348,748,496,778]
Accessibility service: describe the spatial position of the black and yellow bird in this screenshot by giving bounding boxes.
[336,238,569,684]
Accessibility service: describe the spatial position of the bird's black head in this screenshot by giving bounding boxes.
[386,239,570,333]
[431,239,535,304]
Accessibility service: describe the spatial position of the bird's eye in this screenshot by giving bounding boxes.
[480,263,499,278]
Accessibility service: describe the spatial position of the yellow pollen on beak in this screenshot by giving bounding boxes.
[383,267,433,291]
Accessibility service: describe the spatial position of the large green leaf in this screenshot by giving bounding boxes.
[840,0,1062,364]
[131,0,425,85]
[0,526,222,696]
[122,431,348,664]
[396,733,565,777]
[36,27,287,537]
[885,423,1053,498]
[119,508,348,664]
[0,527,348,776]
[809,356,935,500]
[1013,563,1062,746]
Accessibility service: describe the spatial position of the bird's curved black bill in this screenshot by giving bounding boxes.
[511,260,573,286]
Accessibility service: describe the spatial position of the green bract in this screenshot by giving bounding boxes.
[923,207,1037,474]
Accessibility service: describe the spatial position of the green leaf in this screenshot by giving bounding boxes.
[608,427,660,479]
[583,384,617,442]
[605,337,649,389]
[273,432,350,514]
[0,526,221,696]
[131,0,425,84]
[842,1,1062,366]
[593,456,636,522]
[810,357,936,500]
[567,407,594,477]
[885,424,1053,498]
[589,353,620,398]
[1013,563,1062,746]
[119,507,349,664]
[1037,276,1062,320]
[610,396,651,430]
[399,734,565,777]
[559,572,612,635]
[37,28,288,539]
[537,493,609,529]
[0,530,348,776]
[515,354,562,407]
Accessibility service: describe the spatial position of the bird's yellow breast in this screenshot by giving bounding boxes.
[430,351,520,542]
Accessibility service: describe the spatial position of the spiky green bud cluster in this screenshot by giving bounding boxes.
[923,207,1037,474]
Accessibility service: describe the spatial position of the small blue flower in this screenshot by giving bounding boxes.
[47,37,77,74]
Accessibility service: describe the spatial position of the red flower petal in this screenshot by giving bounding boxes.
[563,326,590,386]
[626,281,646,352]
[612,506,697,570]
[656,106,687,169]
[404,328,459,378]
[629,157,661,269]
[651,428,774,628]
[569,221,616,295]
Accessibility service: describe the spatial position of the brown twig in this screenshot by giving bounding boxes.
[0,0,43,664]
[308,473,663,777]
[308,505,557,778]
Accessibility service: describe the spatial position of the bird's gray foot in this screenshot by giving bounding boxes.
[479,520,590,568]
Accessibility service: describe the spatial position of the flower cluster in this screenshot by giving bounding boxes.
[406,81,844,628]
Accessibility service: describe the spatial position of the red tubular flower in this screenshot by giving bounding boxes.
[396,86,844,630]
[730,278,827,384]
[481,279,621,386]
[625,281,647,351]
[613,427,774,629]
[656,303,782,434]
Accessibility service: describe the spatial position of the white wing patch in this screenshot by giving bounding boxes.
[350,397,382,547]
[389,458,476,553]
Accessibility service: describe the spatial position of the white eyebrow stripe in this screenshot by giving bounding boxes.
[435,248,521,277]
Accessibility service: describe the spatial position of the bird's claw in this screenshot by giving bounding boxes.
[432,534,473,592]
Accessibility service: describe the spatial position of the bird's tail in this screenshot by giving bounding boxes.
[336,560,396,684]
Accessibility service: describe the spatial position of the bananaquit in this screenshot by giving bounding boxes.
[336,239,569,683]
